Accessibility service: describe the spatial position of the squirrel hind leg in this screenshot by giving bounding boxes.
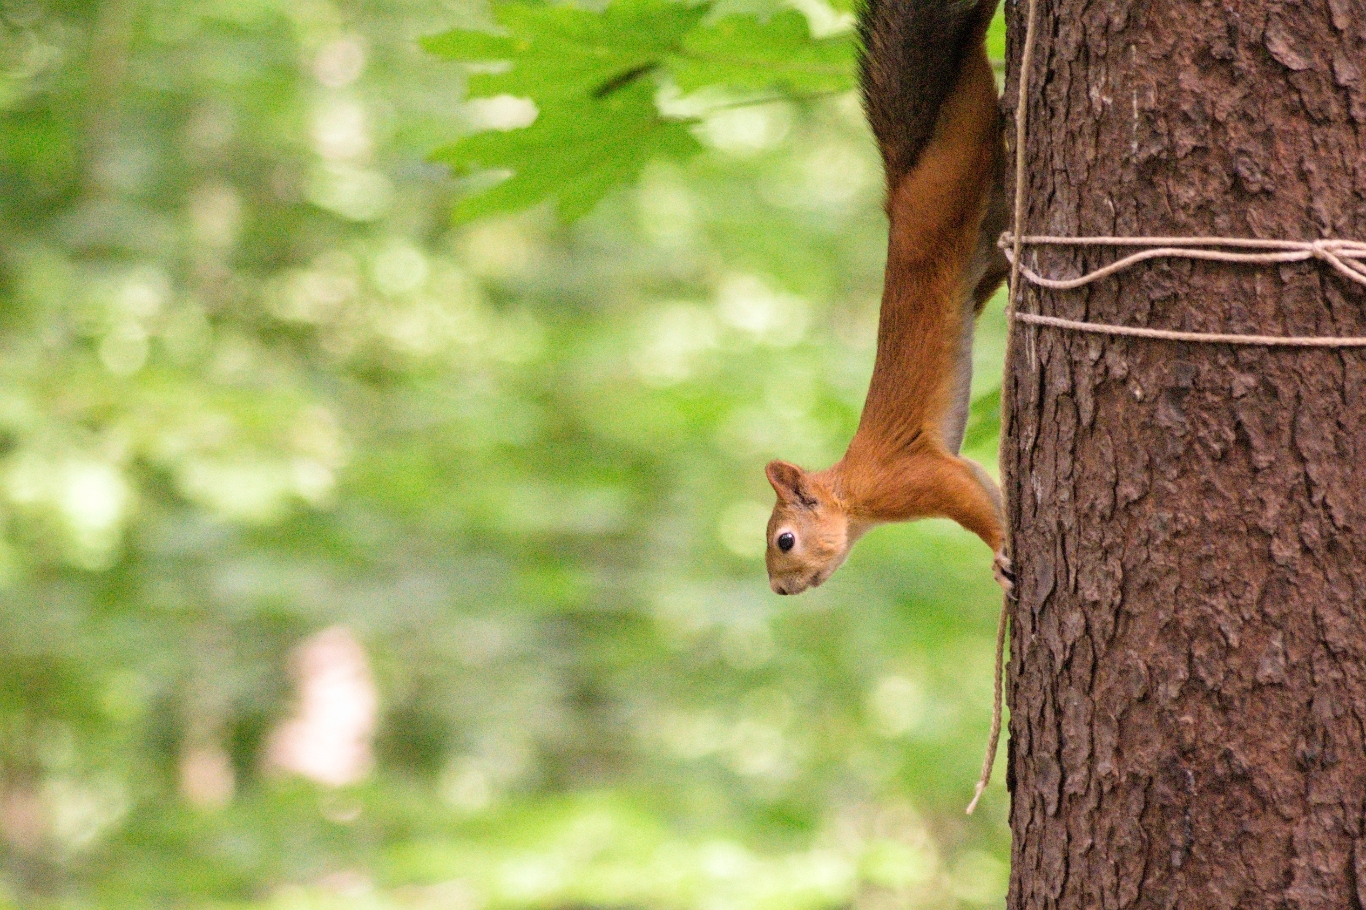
[969,139,1010,315]
[941,173,1008,455]
[969,228,1009,314]
[939,305,976,455]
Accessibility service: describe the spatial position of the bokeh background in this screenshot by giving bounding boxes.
[0,0,1011,906]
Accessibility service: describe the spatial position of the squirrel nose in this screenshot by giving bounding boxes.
[771,582,790,595]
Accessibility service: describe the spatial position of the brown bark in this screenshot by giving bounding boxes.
[1001,2,1366,909]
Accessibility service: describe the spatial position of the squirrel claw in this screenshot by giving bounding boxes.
[993,552,1015,599]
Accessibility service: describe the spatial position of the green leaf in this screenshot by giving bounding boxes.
[674,11,855,94]
[424,0,708,102]
[985,4,1006,63]
[432,79,701,222]
[424,0,860,222]
[420,29,518,60]
[963,386,1001,452]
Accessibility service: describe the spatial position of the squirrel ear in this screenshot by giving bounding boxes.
[766,460,813,505]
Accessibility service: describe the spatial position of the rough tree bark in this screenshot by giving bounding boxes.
[1001,1,1366,908]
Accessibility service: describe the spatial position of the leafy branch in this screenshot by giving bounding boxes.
[424,0,856,223]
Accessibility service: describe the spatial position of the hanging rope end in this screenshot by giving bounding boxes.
[966,597,1009,815]
[965,780,988,815]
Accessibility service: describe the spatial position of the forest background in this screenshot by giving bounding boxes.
[0,0,1014,906]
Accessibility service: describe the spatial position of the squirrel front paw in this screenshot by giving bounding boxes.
[993,552,1015,599]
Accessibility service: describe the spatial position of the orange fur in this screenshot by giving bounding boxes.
[764,13,1010,597]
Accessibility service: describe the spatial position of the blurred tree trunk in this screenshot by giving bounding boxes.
[1001,1,1366,908]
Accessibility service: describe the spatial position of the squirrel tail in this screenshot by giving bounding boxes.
[858,0,1000,188]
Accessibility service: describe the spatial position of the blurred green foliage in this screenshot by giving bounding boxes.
[0,0,1009,906]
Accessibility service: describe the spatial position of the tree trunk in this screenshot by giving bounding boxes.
[1001,2,1366,908]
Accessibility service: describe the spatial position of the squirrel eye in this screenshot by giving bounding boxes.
[777,532,795,552]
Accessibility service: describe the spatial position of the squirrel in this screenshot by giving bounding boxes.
[764,0,1012,596]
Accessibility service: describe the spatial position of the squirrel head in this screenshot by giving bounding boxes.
[763,460,861,595]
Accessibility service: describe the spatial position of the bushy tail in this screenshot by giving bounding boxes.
[858,0,999,187]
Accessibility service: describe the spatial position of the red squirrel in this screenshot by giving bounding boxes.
[764,0,1012,596]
